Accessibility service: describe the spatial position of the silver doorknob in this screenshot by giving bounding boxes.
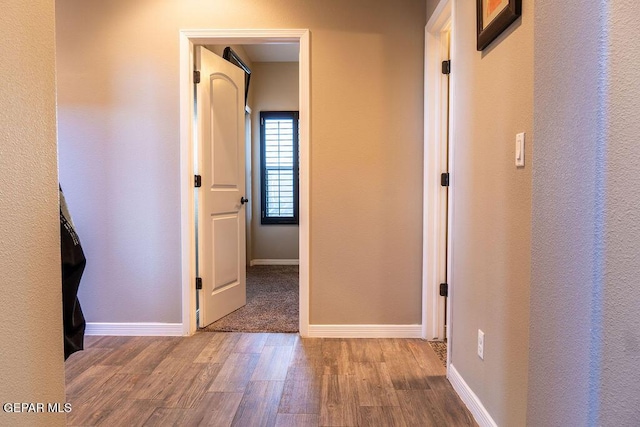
[240,197,249,205]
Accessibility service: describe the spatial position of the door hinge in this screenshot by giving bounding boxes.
[194,175,202,188]
[194,70,201,84]
[442,60,451,75]
[195,277,203,290]
[439,283,448,297]
[440,172,450,187]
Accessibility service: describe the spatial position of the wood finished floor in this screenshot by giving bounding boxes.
[65,333,476,426]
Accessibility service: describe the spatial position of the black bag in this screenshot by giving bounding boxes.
[60,187,86,360]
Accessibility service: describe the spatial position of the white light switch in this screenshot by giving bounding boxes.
[515,132,525,167]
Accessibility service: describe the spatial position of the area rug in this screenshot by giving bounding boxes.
[429,340,447,367]
[202,265,299,333]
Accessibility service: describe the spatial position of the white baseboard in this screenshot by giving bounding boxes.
[307,324,422,338]
[250,259,299,266]
[448,364,497,427]
[85,322,184,336]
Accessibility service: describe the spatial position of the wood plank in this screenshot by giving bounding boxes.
[322,339,353,375]
[278,364,322,415]
[358,406,408,427]
[352,362,399,407]
[118,338,181,374]
[142,407,190,426]
[346,338,384,362]
[319,375,359,426]
[98,336,150,366]
[209,352,260,393]
[383,348,432,390]
[194,332,241,364]
[66,374,147,426]
[93,398,159,426]
[233,333,268,353]
[251,345,294,381]
[396,389,449,427]
[275,413,320,427]
[65,364,119,397]
[181,392,243,426]
[407,339,447,376]
[64,334,476,426]
[265,333,298,347]
[230,380,284,427]
[163,362,222,408]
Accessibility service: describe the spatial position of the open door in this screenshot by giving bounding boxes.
[196,46,247,327]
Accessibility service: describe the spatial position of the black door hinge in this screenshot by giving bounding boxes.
[194,70,201,84]
[195,277,203,290]
[441,172,450,187]
[194,175,202,188]
[442,60,451,75]
[439,283,448,297]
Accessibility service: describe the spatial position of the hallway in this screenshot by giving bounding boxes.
[65,333,475,426]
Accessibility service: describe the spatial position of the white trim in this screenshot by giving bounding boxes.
[250,259,299,266]
[307,324,422,338]
[179,29,311,338]
[423,0,452,341]
[85,323,184,336]
[448,364,497,427]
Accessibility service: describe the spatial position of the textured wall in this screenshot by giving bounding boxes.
[55,0,425,325]
[448,1,533,425]
[250,62,300,261]
[528,1,605,425]
[599,0,640,424]
[0,1,66,425]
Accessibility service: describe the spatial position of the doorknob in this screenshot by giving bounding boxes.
[240,197,249,205]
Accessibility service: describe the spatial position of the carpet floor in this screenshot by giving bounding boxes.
[202,265,299,333]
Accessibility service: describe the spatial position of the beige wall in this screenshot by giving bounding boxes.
[55,0,426,325]
[250,62,300,261]
[431,0,533,424]
[0,1,66,425]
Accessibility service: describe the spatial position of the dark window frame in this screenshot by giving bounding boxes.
[260,111,299,225]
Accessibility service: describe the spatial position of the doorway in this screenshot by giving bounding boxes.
[179,30,310,337]
[196,43,301,332]
[423,0,453,366]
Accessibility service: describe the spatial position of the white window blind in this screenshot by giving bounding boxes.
[261,112,299,224]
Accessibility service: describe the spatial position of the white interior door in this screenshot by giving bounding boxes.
[196,46,247,327]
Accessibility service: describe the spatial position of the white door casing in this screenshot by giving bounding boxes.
[423,0,452,342]
[196,46,247,327]
[179,29,310,336]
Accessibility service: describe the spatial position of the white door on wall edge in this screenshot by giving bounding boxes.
[196,46,247,327]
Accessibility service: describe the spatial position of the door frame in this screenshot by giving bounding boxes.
[423,0,453,344]
[179,29,311,336]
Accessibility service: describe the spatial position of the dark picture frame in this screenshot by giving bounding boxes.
[476,0,521,51]
[222,47,251,106]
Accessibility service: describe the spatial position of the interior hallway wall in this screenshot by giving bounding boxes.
[425,0,534,424]
[0,1,66,425]
[55,0,426,325]
[250,62,300,262]
[531,1,640,425]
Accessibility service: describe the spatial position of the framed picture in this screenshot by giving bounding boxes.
[477,0,522,51]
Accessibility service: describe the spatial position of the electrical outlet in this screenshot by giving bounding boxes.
[478,330,485,360]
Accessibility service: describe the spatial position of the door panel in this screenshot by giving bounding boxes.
[196,46,247,327]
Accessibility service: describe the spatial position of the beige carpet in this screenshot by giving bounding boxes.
[202,265,299,333]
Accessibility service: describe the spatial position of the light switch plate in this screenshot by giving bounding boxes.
[478,329,485,360]
[516,132,525,167]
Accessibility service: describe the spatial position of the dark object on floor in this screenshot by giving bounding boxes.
[203,265,298,333]
[60,186,86,360]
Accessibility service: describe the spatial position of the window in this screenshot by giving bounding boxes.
[260,111,299,225]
